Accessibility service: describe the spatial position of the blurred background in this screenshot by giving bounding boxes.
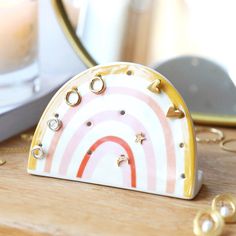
[62,0,236,81]
[0,0,236,141]
[0,0,83,140]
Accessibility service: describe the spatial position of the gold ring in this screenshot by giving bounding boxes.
[220,139,236,153]
[193,209,224,236]
[89,76,106,94]
[195,127,224,143]
[212,194,236,223]
[65,88,81,107]
[31,145,45,160]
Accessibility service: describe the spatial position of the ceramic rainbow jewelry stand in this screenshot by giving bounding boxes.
[28,62,203,199]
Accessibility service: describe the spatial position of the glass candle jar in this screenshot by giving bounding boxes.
[0,0,39,106]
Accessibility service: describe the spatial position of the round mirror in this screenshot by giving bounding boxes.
[52,0,236,126]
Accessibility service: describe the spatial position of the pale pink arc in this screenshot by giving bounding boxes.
[44,86,176,194]
[58,110,156,191]
[82,142,131,188]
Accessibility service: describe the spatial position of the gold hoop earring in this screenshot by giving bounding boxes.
[89,76,106,94]
[65,87,81,107]
[195,127,224,143]
[220,139,236,153]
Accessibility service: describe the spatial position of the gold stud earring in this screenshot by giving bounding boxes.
[65,87,81,107]
[193,209,224,236]
[147,79,161,94]
[47,114,62,131]
[31,144,45,160]
[89,76,106,94]
[212,194,236,223]
[166,106,185,119]
[117,155,129,167]
[135,133,146,144]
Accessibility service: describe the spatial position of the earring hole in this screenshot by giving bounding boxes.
[126,70,132,76]
[179,142,184,148]
[180,173,186,179]
[120,110,125,115]
[87,150,93,155]
[86,121,92,127]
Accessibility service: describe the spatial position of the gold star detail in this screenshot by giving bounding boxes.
[135,133,146,144]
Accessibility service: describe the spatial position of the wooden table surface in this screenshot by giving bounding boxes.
[0,127,236,236]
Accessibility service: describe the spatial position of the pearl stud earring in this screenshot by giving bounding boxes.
[193,209,224,236]
[212,194,236,223]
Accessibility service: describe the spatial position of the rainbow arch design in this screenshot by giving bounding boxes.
[28,62,203,199]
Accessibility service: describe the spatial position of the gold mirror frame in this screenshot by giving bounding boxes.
[51,0,236,127]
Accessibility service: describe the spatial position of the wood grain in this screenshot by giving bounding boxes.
[0,127,236,236]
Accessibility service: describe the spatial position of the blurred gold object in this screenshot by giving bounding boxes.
[195,127,224,144]
[0,147,29,153]
[0,159,6,166]
[0,132,32,154]
[193,209,224,236]
[220,139,236,153]
[21,133,33,142]
[212,194,236,223]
